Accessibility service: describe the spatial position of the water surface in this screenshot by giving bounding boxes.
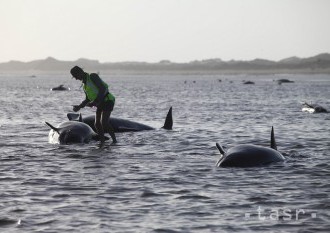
[0,74,329,232]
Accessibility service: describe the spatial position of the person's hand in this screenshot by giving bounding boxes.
[73,105,81,112]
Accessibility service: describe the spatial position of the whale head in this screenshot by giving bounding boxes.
[45,121,105,144]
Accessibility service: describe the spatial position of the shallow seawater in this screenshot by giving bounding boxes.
[0,73,329,232]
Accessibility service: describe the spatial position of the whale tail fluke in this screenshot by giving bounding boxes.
[45,122,59,133]
[162,107,173,130]
[271,126,277,150]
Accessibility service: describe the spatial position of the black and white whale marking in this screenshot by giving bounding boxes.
[216,127,285,167]
[302,102,327,113]
[45,121,106,144]
[67,107,173,133]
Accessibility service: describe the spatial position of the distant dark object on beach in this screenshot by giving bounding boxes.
[51,85,70,91]
[302,102,328,113]
[29,75,36,78]
[243,81,255,85]
[218,79,222,82]
[276,79,294,84]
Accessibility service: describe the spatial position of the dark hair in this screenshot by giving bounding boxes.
[70,66,84,76]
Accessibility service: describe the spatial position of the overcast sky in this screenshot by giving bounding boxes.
[1,0,329,63]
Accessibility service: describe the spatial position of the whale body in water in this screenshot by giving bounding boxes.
[216,127,285,167]
[51,84,70,91]
[67,107,173,133]
[302,102,327,113]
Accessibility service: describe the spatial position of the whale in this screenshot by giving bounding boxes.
[51,84,70,91]
[302,102,327,113]
[67,107,173,133]
[276,79,294,84]
[216,127,285,167]
[45,121,107,144]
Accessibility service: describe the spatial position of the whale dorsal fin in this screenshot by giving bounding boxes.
[67,113,80,121]
[162,107,173,130]
[271,126,277,150]
[79,113,82,122]
[45,122,59,133]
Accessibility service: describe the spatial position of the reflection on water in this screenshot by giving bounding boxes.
[0,74,329,232]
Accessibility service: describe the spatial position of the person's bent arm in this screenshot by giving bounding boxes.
[73,95,89,112]
[79,98,89,108]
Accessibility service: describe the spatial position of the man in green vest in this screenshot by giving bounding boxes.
[70,66,117,144]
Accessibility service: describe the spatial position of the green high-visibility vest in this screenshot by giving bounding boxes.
[83,73,115,103]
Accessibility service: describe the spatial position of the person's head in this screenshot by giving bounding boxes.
[70,66,85,80]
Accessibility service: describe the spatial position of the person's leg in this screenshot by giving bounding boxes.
[101,110,117,143]
[95,108,105,143]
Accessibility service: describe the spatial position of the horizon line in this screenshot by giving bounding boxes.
[1,52,330,64]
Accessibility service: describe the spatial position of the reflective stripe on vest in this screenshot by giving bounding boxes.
[83,73,115,102]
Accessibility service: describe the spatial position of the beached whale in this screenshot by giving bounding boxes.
[216,127,285,167]
[45,121,106,144]
[302,102,327,113]
[67,107,173,133]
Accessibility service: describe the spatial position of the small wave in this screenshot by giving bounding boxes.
[175,211,211,217]
[176,194,211,200]
[11,209,26,213]
[152,228,181,233]
[140,189,167,198]
[35,219,57,226]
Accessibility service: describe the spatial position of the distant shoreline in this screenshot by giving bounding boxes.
[1,53,330,75]
[1,68,330,76]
